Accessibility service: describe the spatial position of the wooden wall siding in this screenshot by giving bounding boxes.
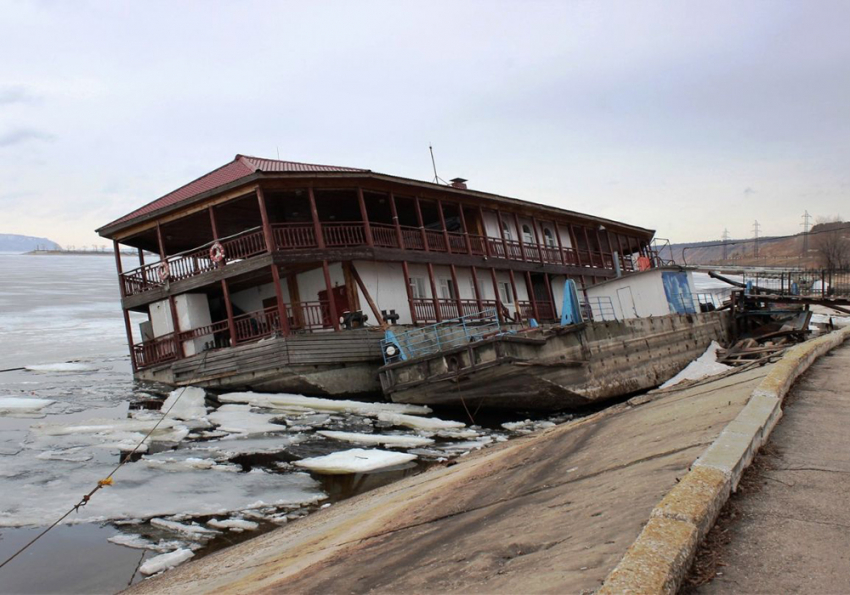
[170,331,384,383]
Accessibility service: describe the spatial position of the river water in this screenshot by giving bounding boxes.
[0,254,566,594]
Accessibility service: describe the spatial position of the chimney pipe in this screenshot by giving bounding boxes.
[449,177,468,190]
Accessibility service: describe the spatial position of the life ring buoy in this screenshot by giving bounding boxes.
[157,261,170,282]
[210,241,225,263]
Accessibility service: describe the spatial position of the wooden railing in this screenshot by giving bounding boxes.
[288,301,329,331]
[121,220,624,297]
[518,300,557,322]
[133,334,178,369]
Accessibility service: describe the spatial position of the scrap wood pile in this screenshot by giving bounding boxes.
[719,309,812,366]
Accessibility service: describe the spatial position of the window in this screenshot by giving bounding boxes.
[498,281,514,305]
[468,278,485,299]
[522,224,533,244]
[408,277,426,299]
[543,228,556,247]
[501,220,512,241]
[439,278,456,300]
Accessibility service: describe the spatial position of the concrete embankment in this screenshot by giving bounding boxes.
[130,328,850,595]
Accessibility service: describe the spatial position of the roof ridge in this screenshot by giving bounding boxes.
[238,154,369,172]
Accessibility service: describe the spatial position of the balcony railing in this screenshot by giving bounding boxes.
[120,220,624,297]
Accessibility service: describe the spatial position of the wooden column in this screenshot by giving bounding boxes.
[568,225,582,266]
[544,272,556,319]
[458,204,473,253]
[490,267,504,323]
[208,205,219,240]
[349,264,388,330]
[513,212,528,261]
[308,187,325,249]
[531,215,544,262]
[478,206,492,257]
[270,265,290,336]
[221,279,237,346]
[449,264,463,317]
[414,196,429,251]
[508,269,522,322]
[470,265,484,314]
[356,187,374,247]
[401,260,417,325]
[256,187,275,253]
[342,262,361,313]
[525,271,540,321]
[437,199,451,254]
[168,295,185,358]
[113,241,136,372]
[496,210,509,258]
[287,274,305,329]
[156,222,167,261]
[321,260,341,331]
[389,192,404,249]
[138,247,148,285]
[553,221,567,265]
[582,226,594,267]
[426,262,441,322]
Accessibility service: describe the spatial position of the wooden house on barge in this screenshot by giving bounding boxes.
[96,155,656,395]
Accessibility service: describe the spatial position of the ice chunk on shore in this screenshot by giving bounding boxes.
[660,341,732,389]
[377,412,465,431]
[139,548,194,576]
[207,518,259,532]
[0,397,55,414]
[317,430,434,448]
[295,448,417,474]
[150,518,219,537]
[25,363,96,373]
[207,405,287,435]
[162,387,207,421]
[219,392,431,416]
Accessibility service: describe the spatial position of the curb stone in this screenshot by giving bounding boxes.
[598,326,850,595]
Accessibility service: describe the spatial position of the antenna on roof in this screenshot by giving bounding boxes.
[429,144,446,185]
[276,146,280,160]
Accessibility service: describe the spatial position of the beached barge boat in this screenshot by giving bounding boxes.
[378,268,733,410]
[96,155,661,395]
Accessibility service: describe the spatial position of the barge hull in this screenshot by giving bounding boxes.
[380,311,732,410]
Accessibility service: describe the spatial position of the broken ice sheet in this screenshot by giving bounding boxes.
[218,392,432,417]
[25,363,97,373]
[207,517,259,532]
[0,397,55,416]
[317,430,434,448]
[207,404,288,436]
[377,412,465,431]
[295,448,417,474]
[139,548,194,576]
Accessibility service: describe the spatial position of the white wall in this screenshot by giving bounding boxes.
[352,260,413,325]
[149,299,173,337]
[585,269,697,320]
[148,294,213,355]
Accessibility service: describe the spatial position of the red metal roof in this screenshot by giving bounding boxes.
[104,155,368,229]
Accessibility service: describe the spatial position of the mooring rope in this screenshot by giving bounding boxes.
[0,351,211,571]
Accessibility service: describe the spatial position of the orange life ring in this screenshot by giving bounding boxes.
[210,241,225,263]
[157,261,170,282]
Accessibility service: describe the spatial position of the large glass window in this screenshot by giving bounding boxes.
[408,277,427,299]
[498,282,514,305]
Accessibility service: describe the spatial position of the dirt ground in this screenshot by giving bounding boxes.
[130,366,770,595]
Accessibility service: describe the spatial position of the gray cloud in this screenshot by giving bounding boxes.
[744,187,757,195]
[0,127,54,147]
[0,85,40,105]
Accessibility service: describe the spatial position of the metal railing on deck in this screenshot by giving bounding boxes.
[381,309,502,364]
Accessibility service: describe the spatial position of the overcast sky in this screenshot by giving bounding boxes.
[2,0,849,248]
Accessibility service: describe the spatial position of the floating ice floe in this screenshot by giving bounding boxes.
[295,448,417,474]
[139,548,195,576]
[317,430,434,448]
[377,412,465,431]
[25,363,96,373]
[207,404,287,436]
[187,435,306,459]
[161,387,208,421]
[150,518,219,537]
[141,456,240,473]
[107,533,187,553]
[0,397,55,415]
[218,392,432,417]
[207,518,259,532]
[660,341,732,389]
[35,447,93,462]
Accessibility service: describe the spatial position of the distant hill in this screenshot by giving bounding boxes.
[659,224,846,267]
[0,234,61,253]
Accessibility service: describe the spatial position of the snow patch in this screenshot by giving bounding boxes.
[660,341,732,388]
